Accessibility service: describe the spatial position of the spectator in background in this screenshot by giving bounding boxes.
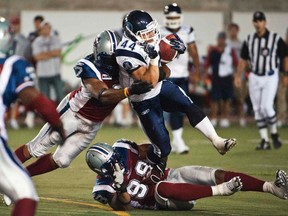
[24,15,45,129]
[8,16,33,129]
[205,32,238,128]
[32,20,64,104]
[28,15,44,44]
[227,23,247,127]
[276,28,288,128]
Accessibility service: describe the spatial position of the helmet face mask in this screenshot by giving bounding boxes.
[164,3,183,30]
[123,10,160,45]
[93,30,120,76]
[86,143,123,179]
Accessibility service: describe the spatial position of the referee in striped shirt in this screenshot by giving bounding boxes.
[235,11,288,150]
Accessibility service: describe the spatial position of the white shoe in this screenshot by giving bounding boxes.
[213,137,237,155]
[25,112,35,129]
[269,170,288,200]
[9,119,19,130]
[220,119,230,128]
[171,138,189,154]
[216,176,243,196]
[2,194,12,206]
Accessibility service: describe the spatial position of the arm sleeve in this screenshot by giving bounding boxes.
[187,27,196,44]
[240,41,250,60]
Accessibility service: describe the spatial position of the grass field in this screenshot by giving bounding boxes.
[1,122,288,215]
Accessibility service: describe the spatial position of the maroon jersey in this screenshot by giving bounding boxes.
[92,139,169,209]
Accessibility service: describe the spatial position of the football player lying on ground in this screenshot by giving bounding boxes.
[86,139,288,211]
[3,30,152,206]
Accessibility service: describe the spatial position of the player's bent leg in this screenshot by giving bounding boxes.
[12,198,37,216]
[167,166,218,186]
[154,181,196,210]
[53,116,101,168]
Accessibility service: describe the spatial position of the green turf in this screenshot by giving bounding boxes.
[1,123,288,215]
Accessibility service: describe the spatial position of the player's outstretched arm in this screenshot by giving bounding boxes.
[84,78,152,104]
[18,86,65,140]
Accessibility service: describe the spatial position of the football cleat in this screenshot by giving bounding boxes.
[271,134,282,149]
[269,170,288,200]
[255,139,271,150]
[216,176,243,196]
[2,194,12,206]
[213,138,237,155]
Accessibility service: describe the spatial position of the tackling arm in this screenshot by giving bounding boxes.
[109,191,131,211]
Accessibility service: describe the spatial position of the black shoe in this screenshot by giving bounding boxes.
[271,133,282,149]
[256,139,271,150]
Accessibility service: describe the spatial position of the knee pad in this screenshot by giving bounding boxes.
[154,181,196,210]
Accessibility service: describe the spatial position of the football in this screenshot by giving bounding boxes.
[159,34,178,64]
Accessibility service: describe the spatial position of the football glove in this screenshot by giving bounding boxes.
[170,33,186,54]
[141,160,166,185]
[128,80,153,95]
[141,42,159,59]
[112,163,127,193]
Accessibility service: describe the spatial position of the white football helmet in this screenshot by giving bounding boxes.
[164,3,183,30]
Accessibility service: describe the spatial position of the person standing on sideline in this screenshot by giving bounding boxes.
[160,3,200,154]
[205,32,238,128]
[235,11,288,150]
[227,23,247,127]
[32,20,64,104]
[276,28,288,128]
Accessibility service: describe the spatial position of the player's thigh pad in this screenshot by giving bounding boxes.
[52,112,102,168]
[167,166,218,185]
[154,181,195,210]
[0,139,38,202]
[26,122,56,158]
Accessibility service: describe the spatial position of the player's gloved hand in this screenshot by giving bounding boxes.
[112,163,127,193]
[141,42,159,59]
[127,80,153,95]
[170,33,186,54]
[141,160,166,185]
[50,122,67,145]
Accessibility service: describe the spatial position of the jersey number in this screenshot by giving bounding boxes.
[127,180,148,199]
[120,40,136,51]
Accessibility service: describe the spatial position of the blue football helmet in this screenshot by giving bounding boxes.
[86,143,122,178]
[123,10,160,44]
[0,17,13,57]
[164,3,183,30]
[93,30,120,76]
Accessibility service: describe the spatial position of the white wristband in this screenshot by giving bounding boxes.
[149,55,160,66]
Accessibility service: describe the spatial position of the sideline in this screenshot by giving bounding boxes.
[40,197,130,216]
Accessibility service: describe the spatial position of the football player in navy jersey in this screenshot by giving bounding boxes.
[8,31,151,187]
[0,17,65,216]
[87,140,288,211]
[116,10,237,184]
[160,3,200,154]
